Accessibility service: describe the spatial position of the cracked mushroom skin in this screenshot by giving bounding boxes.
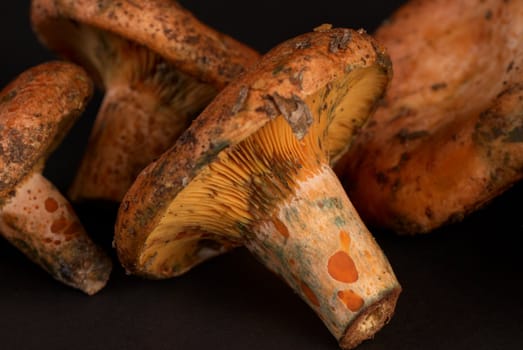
[0,61,112,295]
[116,28,400,349]
[31,0,260,202]
[336,0,523,234]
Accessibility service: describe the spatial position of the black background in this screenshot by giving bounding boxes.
[1,1,522,349]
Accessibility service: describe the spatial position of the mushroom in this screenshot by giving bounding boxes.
[337,0,523,234]
[0,61,112,295]
[31,0,260,202]
[115,27,400,349]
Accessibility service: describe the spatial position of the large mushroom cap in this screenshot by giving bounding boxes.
[0,61,92,196]
[115,28,399,348]
[31,0,261,202]
[338,0,523,234]
[116,27,391,278]
[30,0,259,88]
[0,61,112,295]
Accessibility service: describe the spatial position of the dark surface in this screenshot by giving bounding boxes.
[1,1,522,349]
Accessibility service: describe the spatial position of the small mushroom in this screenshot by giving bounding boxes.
[337,0,523,234]
[115,28,400,349]
[31,0,260,202]
[0,61,112,295]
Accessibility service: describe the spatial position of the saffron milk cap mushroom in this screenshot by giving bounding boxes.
[337,0,523,234]
[116,27,400,349]
[31,0,260,202]
[0,61,112,295]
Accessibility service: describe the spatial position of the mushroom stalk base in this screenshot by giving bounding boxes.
[247,165,400,349]
[0,172,112,295]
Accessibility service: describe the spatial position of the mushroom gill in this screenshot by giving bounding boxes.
[58,24,217,201]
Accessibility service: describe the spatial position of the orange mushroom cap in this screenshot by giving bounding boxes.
[31,0,260,202]
[338,0,523,234]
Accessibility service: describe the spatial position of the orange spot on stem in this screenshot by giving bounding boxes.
[339,230,351,251]
[300,281,320,307]
[44,198,59,213]
[50,217,68,233]
[328,251,358,283]
[338,289,364,312]
[273,217,289,239]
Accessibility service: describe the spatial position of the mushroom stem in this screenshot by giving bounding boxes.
[247,164,400,349]
[69,80,215,202]
[0,172,112,295]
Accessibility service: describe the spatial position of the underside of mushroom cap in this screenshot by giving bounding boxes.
[338,0,523,234]
[115,27,391,278]
[0,61,92,199]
